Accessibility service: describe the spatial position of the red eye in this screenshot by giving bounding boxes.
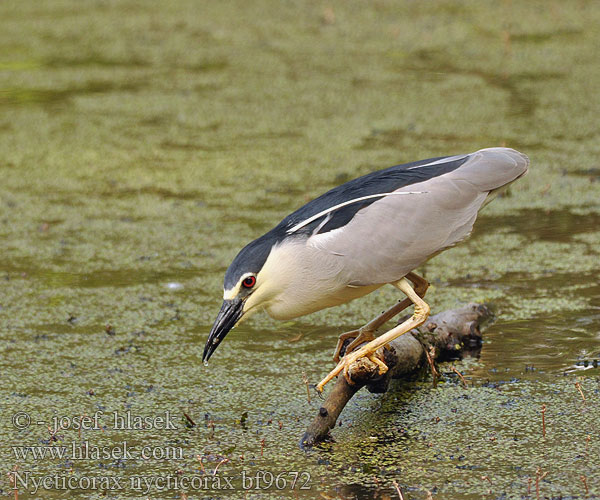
[242,276,256,288]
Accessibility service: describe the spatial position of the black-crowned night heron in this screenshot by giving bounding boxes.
[203,147,529,392]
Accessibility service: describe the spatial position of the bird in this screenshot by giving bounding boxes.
[203,147,529,392]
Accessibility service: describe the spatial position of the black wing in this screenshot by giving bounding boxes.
[281,154,469,236]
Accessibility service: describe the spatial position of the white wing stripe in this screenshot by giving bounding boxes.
[287,191,427,234]
[406,154,468,170]
[311,212,332,236]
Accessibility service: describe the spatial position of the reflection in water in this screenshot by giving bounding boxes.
[0,81,145,107]
[0,263,199,288]
[478,208,600,242]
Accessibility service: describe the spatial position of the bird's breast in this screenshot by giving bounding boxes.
[258,239,381,319]
[264,282,380,320]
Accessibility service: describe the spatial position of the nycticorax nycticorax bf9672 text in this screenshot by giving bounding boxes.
[203,147,529,392]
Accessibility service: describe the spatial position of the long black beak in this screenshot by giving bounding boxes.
[203,298,244,363]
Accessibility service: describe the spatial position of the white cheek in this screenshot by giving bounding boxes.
[242,286,269,316]
[238,304,260,323]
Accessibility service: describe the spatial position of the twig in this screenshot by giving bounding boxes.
[585,434,591,456]
[581,475,589,496]
[183,412,196,427]
[535,467,548,500]
[424,346,439,387]
[541,405,546,438]
[195,454,205,474]
[260,438,265,457]
[302,372,311,404]
[213,458,229,476]
[47,425,58,443]
[481,476,492,495]
[392,481,405,500]
[451,366,467,388]
[575,381,586,402]
[8,465,19,500]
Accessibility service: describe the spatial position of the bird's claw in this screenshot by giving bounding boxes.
[342,361,356,386]
[316,348,388,393]
[332,329,359,363]
[315,359,344,393]
[332,328,376,363]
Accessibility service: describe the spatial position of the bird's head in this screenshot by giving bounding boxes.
[203,233,281,363]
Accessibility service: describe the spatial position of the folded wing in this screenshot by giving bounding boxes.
[305,147,529,286]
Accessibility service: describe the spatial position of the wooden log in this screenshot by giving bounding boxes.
[300,303,492,448]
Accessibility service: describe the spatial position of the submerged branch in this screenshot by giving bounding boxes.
[300,303,492,448]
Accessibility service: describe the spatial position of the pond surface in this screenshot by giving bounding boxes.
[1,1,599,499]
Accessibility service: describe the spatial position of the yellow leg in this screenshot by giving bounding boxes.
[316,277,430,393]
[331,272,429,362]
[332,328,375,363]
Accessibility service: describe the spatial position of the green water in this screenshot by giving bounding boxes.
[1,1,599,498]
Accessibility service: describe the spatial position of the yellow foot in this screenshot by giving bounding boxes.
[332,328,376,363]
[317,277,430,393]
[316,346,388,392]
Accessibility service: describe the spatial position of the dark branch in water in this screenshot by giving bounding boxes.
[300,303,492,448]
